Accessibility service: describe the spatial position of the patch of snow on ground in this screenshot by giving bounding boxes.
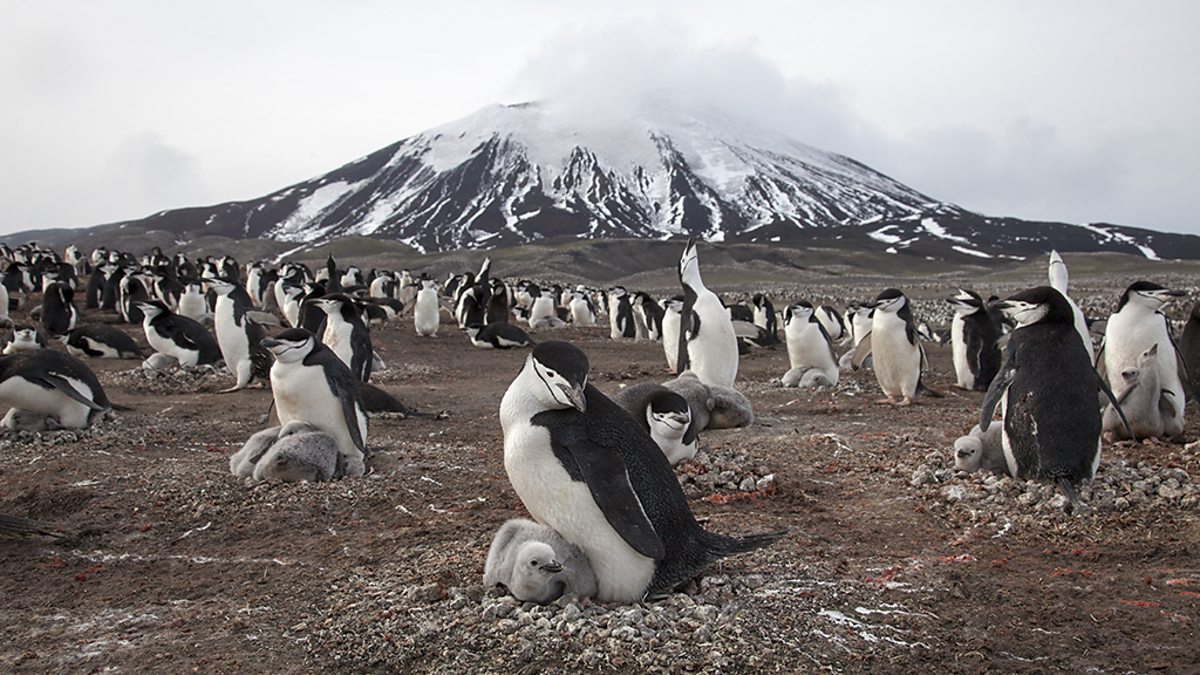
[952,245,993,259]
[270,181,362,242]
[869,225,902,244]
[920,218,971,244]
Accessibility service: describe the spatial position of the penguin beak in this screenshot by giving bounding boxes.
[1163,289,1187,298]
[561,383,587,413]
[260,338,281,350]
[542,560,563,574]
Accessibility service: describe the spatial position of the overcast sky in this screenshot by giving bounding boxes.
[2,0,1197,237]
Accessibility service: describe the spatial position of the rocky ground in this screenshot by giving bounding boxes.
[1,268,1198,674]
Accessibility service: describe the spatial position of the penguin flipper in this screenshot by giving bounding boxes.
[980,346,1019,431]
[40,374,106,411]
[850,333,872,370]
[1160,389,1178,420]
[553,436,664,560]
[1096,368,1136,441]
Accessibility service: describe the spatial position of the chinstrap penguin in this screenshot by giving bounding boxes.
[677,239,738,388]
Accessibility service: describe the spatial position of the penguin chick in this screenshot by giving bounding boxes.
[484,518,598,604]
[230,425,282,478]
[706,384,754,430]
[142,353,180,371]
[1,408,61,432]
[661,371,714,433]
[1103,344,1171,441]
[781,367,836,388]
[953,424,1008,475]
[253,421,340,483]
[612,384,698,465]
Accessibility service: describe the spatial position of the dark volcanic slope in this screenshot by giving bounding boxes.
[14,102,1200,260]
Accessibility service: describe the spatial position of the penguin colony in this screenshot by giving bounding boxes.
[0,239,1192,605]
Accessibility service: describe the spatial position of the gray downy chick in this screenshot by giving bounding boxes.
[230,425,281,478]
[953,423,1008,475]
[483,518,598,604]
[253,420,341,483]
[1103,344,1170,441]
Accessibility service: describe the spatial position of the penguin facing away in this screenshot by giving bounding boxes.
[611,383,698,466]
[500,340,782,602]
[1179,300,1200,396]
[413,276,441,337]
[484,518,599,604]
[661,297,684,373]
[677,239,738,389]
[261,329,368,478]
[1097,281,1188,438]
[982,287,1132,511]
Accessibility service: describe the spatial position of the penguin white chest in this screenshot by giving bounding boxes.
[271,361,365,463]
[322,320,355,369]
[786,322,835,373]
[950,314,973,389]
[214,300,249,369]
[145,323,199,367]
[499,391,655,602]
[688,293,738,388]
[414,291,439,336]
[0,376,94,428]
[872,314,920,397]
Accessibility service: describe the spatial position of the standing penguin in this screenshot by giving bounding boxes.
[316,294,374,382]
[751,294,778,344]
[205,278,271,391]
[567,290,597,327]
[633,293,665,341]
[0,350,122,428]
[661,297,684,373]
[1179,301,1200,396]
[983,287,1131,511]
[135,300,222,367]
[40,281,78,337]
[413,276,441,337]
[261,329,368,478]
[1098,281,1187,437]
[500,340,783,603]
[782,301,839,388]
[852,289,931,406]
[677,239,738,389]
[608,287,636,340]
[177,282,209,322]
[947,289,1002,391]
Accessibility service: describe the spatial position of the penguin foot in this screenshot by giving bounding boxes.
[876,397,897,405]
[897,397,914,407]
[217,385,245,394]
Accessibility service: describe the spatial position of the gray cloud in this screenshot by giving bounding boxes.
[109,133,204,207]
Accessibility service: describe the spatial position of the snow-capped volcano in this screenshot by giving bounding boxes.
[76,102,1200,259]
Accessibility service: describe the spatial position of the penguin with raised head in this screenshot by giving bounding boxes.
[484,518,598,604]
[500,340,783,602]
[261,329,368,478]
[1047,250,1095,362]
[607,287,636,340]
[414,276,441,337]
[782,301,839,388]
[135,300,222,367]
[0,350,122,428]
[1098,281,1187,438]
[465,322,534,349]
[205,278,271,391]
[612,383,697,465]
[677,239,738,389]
[852,289,933,406]
[60,324,143,359]
[316,294,374,382]
[983,287,1131,511]
[40,281,78,337]
[947,289,1002,391]
[322,255,342,294]
[3,325,46,354]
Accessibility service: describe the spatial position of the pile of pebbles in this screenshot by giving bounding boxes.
[106,365,227,394]
[910,449,1200,522]
[307,572,766,671]
[676,447,775,498]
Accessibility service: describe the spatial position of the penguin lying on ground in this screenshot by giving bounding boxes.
[2,408,62,432]
[2,325,46,354]
[465,322,534,349]
[136,300,222,367]
[0,350,124,428]
[254,421,341,483]
[1103,344,1175,441]
[484,518,598,604]
[953,424,1007,475]
[60,324,144,359]
[662,371,754,431]
[500,341,783,602]
[612,384,698,465]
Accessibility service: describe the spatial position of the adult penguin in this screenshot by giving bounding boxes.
[947,289,1002,391]
[1047,250,1094,362]
[1179,301,1200,396]
[206,278,271,391]
[500,340,783,602]
[0,349,124,428]
[40,281,78,337]
[135,300,222,367]
[262,329,368,477]
[853,289,936,406]
[316,294,374,382]
[676,239,738,388]
[1098,281,1187,438]
[983,287,1131,512]
[782,301,839,388]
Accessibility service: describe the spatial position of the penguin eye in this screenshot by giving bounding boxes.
[544,369,556,378]
[529,560,538,567]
